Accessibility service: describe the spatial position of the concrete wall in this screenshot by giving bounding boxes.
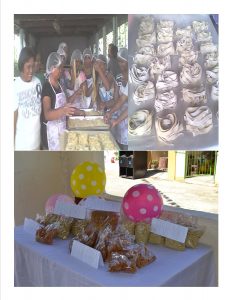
[36,35,89,67]
[14,151,105,225]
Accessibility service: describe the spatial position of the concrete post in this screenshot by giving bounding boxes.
[113,16,118,45]
[102,26,106,56]
[175,151,186,181]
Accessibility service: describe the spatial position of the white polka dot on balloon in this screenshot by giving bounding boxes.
[147,194,153,201]
[132,190,140,197]
[139,208,147,215]
[124,202,129,210]
[153,205,158,212]
[86,165,93,171]
[75,189,80,195]
[128,215,134,220]
[79,174,84,180]
[91,180,97,186]
[72,179,76,186]
[96,189,101,194]
[81,184,86,190]
[148,185,154,190]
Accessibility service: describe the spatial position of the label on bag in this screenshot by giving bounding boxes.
[78,196,121,213]
[54,201,86,219]
[71,240,104,269]
[23,218,41,236]
[151,218,188,243]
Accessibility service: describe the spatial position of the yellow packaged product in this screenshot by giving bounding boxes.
[148,232,165,245]
[135,222,150,244]
[165,237,185,251]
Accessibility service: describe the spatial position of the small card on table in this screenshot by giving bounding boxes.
[54,201,86,219]
[151,218,188,243]
[23,218,41,236]
[71,240,104,269]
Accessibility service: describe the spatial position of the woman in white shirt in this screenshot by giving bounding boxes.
[14,47,42,150]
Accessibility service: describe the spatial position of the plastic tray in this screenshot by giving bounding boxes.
[60,130,120,151]
[67,115,109,131]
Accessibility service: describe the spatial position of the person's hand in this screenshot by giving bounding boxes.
[110,119,118,128]
[74,108,86,117]
[62,104,76,117]
[104,111,111,124]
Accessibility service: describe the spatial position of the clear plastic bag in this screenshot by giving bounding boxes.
[90,210,119,231]
[108,252,137,273]
[148,232,165,245]
[135,222,150,244]
[71,219,90,236]
[56,216,73,240]
[185,225,206,248]
[44,213,60,225]
[35,222,60,245]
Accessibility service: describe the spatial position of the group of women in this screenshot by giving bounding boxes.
[14,42,128,151]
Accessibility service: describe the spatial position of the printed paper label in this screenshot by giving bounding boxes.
[151,218,188,243]
[71,240,104,269]
[23,218,41,236]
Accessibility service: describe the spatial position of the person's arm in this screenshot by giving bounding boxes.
[42,96,76,121]
[66,81,87,103]
[14,110,18,142]
[94,62,112,91]
[110,108,128,128]
[107,93,128,117]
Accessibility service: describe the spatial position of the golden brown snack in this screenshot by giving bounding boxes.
[56,216,73,240]
[165,238,185,251]
[71,219,90,236]
[185,226,205,248]
[108,253,137,273]
[120,220,135,235]
[44,213,60,225]
[135,222,150,244]
[148,232,165,245]
[35,223,59,245]
[136,245,156,268]
[91,210,119,231]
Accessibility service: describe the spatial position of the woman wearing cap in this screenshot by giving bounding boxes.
[41,52,85,150]
[57,42,73,97]
[82,48,96,108]
[104,48,128,150]
[93,54,115,110]
[14,47,42,150]
[69,49,89,108]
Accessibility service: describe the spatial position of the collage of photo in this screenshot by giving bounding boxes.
[13,14,219,287]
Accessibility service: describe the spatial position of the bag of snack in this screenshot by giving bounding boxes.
[135,222,150,244]
[108,252,137,273]
[35,222,59,245]
[56,216,73,240]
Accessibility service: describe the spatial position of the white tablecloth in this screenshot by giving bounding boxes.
[14,226,216,287]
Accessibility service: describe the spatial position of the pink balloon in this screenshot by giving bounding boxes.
[122,184,163,223]
[45,194,74,214]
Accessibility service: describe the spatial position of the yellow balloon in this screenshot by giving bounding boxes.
[70,161,106,198]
